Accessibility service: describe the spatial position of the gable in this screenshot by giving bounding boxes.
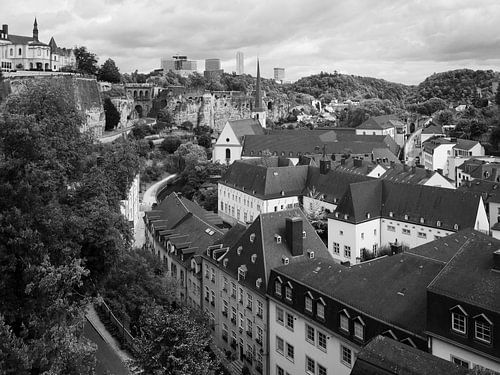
[215,121,240,146]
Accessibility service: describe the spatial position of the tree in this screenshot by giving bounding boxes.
[134,305,219,375]
[103,98,121,131]
[495,88,500,106]
[160,136,182,154]
[98,58,121,83]
[73,46,99,76]
[175,142,208,170]
[198,133,212,149]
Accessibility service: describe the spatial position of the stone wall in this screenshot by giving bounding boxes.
[110,97,137,129]
[152,90,292,132]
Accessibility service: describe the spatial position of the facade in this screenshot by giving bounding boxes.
[355,115,399,140]
[236,51,244,75]
[202,209,331,375]
[218,159,306,225]
[143,193,224,306]
[268,250,442,375]
[273,68,285,83]
[0,19,75,72]
[328,180,489,263]
[119,174,140,235]
[161,55,197,77]
[446,140,486,181]
[205,58,221,71]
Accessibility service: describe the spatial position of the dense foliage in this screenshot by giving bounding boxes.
[103,97,121,131]
[98,58,121,84]
[74,46,99,76]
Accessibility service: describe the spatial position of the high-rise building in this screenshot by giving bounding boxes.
[205,58,221,71]
[236,51,244,75]
[161,55,197,77]
[274,67,285,83]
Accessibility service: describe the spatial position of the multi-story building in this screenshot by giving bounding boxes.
[218,159,307,225]
[144,192,224,306]
[267,247,443,375]
[205,58,221,71]
[0,19,75,72]
[201,209,331,375]
[236,51,244,75]
[328,179,489,263]
[455,157,500,187]
[355,115,399,140]
[273,68,285,83]
[161,55,198,77]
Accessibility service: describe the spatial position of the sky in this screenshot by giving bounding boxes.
[2,0,500,85]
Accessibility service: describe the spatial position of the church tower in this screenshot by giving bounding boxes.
[33,17,39,42]
[252,60,267,128]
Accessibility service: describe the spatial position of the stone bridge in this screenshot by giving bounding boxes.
[124,83,154,118]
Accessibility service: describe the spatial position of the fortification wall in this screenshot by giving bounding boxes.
[110,97,137,129]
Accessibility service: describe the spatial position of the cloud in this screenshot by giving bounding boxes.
[2,0,500,84]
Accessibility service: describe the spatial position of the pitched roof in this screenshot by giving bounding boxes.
[454,138,480,151]
[274,252,444,336]
[333,180,482,231]
[357,115,400,130]
[351,335,472,375]
[422,136,454,153]
[8,34,48,46]
[421,123,444,135]
[380,165,436,185]
[220,160,309,199]
[228,119,264,139]
[211,209,331,294]
[457,179,500,204]
[427,230,500,314]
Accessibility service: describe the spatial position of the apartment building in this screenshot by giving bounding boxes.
[201,209,331,375]
[328,180,488,263]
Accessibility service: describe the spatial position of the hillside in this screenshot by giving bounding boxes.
[410,69,499,104]
[289,72,414,103]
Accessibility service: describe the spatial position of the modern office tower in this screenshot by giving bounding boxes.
[274,67,285,83]
[161,55,197,77]
[236,51,244,75]
[205,58,221,71]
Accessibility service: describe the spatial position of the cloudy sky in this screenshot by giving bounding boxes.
[3,0,500,84]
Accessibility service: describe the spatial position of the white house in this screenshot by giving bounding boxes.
[446,139,486,181]
[327,179,489,264]
[355,115,398,140]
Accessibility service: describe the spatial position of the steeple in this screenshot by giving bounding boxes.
[252,59,267,128]
[254,59,264,111]
[33,17,39,42]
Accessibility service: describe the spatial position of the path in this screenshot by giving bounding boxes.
[134,173,177,248]
[85,305,132,375]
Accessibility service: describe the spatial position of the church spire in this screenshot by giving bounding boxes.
[33,17,39,42]
[254,59,263,111]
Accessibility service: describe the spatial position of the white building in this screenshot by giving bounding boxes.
[355,115,398,140]
[236,51,244,75]
[213,119,264,164]
[120,174,140,234]
[328,179,489,264]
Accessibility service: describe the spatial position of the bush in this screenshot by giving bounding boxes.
[160,137,182,154]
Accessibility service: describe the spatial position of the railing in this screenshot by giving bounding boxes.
[98,300,136,350]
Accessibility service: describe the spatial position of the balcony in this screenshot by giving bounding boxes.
[222,310,228,318]
[239,327,243,334]
[257,312,263,319]
[246,330,253,338]
[231,318,236,325]
[256,338,262,346]
[211,300,215,307]
[246,305,252,312]
[222,334,228,342]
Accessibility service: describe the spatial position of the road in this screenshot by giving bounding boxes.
[134,173,177,248]
[403,127,422,166]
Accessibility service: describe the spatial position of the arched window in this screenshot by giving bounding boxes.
[145,91,149,99]
[139,91,143,98]
[225,148,231,160]
[18,48,21,56]
[133,90,137,98]
[10,48,13,56]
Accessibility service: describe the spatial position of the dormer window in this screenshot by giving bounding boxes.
[302,231,307,238]
[344,214,349,220]
[256,278,262,289]
[354,317,365,341]
[285,283,293,302]
[237,246,243,255]
[317,298,326,320]
[251,254,257,263]
[454,224,459,230]
[275,278,282,297]
[223,258,228,268]
[282,256,289,265]
[389,211,393,217]
[420,217,425,224]
[436,220,441,227]
[275,234,282,244]
[305,293,313,313]
[474,314,492,344]
[307,250,315,259]
[404,214,409,220]
[238,265,247,281]
[339,309,350,332]
[250,233,256,243]
[451,305,468,335]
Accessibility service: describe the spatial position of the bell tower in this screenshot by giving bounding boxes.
[252,60,267,128]
[33,17,39,42]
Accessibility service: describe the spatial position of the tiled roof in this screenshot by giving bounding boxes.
[454,138,480,151]
[304,167,371,204]
[421,123,444,135]
[228,119,263,139]
[220,160,309,199]
[333,180,482,231]
[422,136,454,153]
[428,230,500,313]
[274,252,444,336]
[212,209,331,294]
[8,34,48,46]
[380,165,435,185]
[357,115,400,130]
[457,179,500,204]
[351,335,472,375]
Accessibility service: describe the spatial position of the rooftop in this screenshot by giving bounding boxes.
[227,118,263,139]
[351,335,472,375]
[357,115,401,130]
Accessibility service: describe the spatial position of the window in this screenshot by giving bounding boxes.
[231,307,237,323]
[238,287,244,304]
[451,356,470,368]
[361,232,364,239]
[339,230,343,236]
[247,293,253,311]
[340,314,349,332]
[317,331,327,352]
[257,300,263,318]
[417,232,426,239]
[318,363,327,375]
[276,365,284,375]
[475,319,492,344]
[275,280,282,296]
[286,312,294,331]
[276,307,284,325]
[223,277,228,292]
[305,295,313,313]
[231,282,236,298]
[285,286,292,302]
[333,242,340,254]
[452,312,467,334]
[317,302,325,320]
[341,345,352,367]
[223,300,228,315]
[354,320,364,340]
[210,268,215,282]
[387,225,395,232]
[306,356,315,374]
[402,228,411,235]
[306,324,315,343]
[286,343,294,362]
[247,318,252,336]
[344,246,351,258]
[257,326,263,344]
[276,336,284,354]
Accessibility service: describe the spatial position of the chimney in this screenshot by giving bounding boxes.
[319,146,331,175]
[285,217,303,256]
[2,24,8,35]
[494,250,500,271]
[390,160,395,168]
[353,158,363,168]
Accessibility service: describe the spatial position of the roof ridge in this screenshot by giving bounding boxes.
[259,214,268,283]
[427,238,471,289]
